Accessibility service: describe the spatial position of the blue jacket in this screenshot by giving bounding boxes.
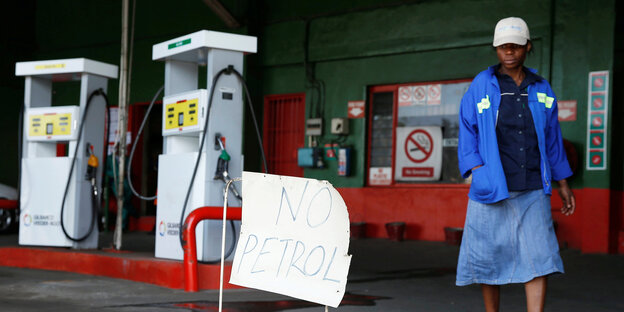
[458,66,572,204]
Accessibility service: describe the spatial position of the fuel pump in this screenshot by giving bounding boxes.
[15,58,118,249]
[152,30,257,261]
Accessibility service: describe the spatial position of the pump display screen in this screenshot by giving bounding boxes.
[164,98,199,130]
[28,111,74,138]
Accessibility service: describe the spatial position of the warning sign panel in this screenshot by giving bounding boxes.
[394,126,443,181]
[369,167,392,185]
[398,87,413,107]
[586,70,609,171]
[404,129,433,163]
[413,86,427,106]
[347,101,365,119]
[558,100,577,122]
[398,84,444,106]
[427,84,441,105]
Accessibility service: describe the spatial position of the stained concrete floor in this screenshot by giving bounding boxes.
[0,232,623,311]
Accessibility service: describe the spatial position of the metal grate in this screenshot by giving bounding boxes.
[263,93,306,177]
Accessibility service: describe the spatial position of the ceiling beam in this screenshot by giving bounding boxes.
[202,0,241,28]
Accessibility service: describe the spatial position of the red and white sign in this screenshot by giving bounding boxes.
[394,126,442,181]
[427,84,441,105]
[369,167,392,185]
[324,143,338,159]
[402,167,434,177]
[586,70,609,171]
[347,101,365,119]
[593,97,603,109]
[397,84,445,106]
[592,115,603,128]
[591,134,602,147]
[557,100,577,121]
[404,129,433,163]
[413,86,427,105]
[398,87,412,106]
[592,154,602,165]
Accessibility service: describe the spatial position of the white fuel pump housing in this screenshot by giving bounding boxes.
[16,58,118,249]
[152,30,256,261]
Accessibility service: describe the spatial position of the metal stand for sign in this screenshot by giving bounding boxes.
[219,177,241,312]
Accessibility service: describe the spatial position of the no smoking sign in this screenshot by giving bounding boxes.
[404,129,433,163]
[394,126,442,181]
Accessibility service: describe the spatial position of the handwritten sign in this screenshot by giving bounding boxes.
[230,172,352,308]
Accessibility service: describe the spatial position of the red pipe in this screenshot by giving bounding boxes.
[182,206,242,292]
[0,200,18,210]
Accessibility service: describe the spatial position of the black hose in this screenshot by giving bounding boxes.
[177,65,269,264]
[60,89,108,242]
[100,98,112,230]
[229,69,269,174]
[178,68,229,259]
[127,85,164,201]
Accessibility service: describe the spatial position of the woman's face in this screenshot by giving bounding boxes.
[496,42,531,71]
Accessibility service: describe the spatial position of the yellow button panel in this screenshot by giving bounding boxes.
[164,98,199,130]
[26,106,79,141]
[29,113,73,137]
[162,89,206,136]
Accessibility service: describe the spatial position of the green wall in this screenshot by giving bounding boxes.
[259,0,616,188]
[549,0,616,190]
[0,0,619,192]
[0,0,36,187]
[613,0,624,192]
[0,0,254,189]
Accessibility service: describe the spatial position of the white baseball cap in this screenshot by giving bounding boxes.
[493,17,530,47]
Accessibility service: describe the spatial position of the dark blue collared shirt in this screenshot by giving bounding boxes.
[494,65,543,191]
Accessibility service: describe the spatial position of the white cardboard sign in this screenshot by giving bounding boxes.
[230,172,352,308]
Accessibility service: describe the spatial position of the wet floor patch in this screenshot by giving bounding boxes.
[350,267,455,283]
[113,293,389,311]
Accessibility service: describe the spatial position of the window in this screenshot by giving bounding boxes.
[367,79,471,186]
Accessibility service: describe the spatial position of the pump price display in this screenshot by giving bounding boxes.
[162,89,207,136]
[26,106,79,141]
[164,98,199,130]
[29,113,73,137]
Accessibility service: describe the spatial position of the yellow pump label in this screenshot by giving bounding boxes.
[164,98,199,130]
[29,113,73,137]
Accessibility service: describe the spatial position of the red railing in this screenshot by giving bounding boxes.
[181,206,242,292]
[0,200,18,210]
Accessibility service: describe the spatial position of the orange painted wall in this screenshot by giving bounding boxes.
[338,187,617,254]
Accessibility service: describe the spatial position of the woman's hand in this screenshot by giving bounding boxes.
[557,179,575,216]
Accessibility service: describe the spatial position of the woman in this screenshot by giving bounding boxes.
[456,17,576,312]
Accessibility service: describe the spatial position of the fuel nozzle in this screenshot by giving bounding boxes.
[86,144,99,197]
[213,134,241,200]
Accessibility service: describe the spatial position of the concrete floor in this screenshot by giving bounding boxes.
[0,232,623,311]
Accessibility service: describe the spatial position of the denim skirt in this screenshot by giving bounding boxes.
[456,189,564,286]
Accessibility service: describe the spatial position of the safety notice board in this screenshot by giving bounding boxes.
[394,126,442,181]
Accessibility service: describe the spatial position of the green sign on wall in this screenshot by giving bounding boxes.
[586,71,609,170]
